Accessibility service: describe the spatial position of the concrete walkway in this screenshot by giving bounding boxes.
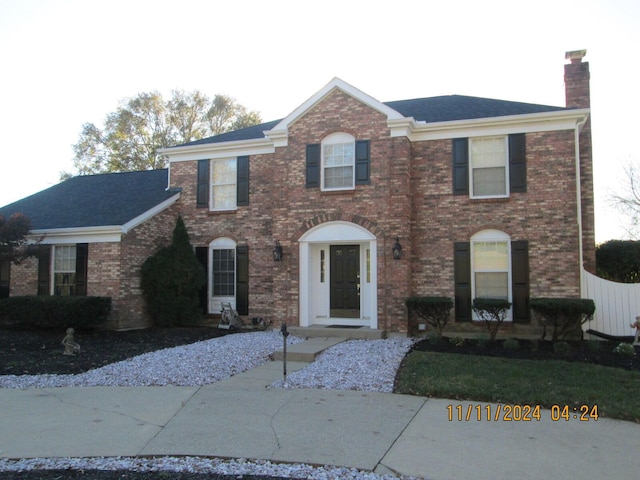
[1,339,640,479]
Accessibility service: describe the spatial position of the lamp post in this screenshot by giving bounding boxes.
[280,322,289,384]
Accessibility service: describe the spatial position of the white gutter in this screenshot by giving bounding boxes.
[575,114,589,297]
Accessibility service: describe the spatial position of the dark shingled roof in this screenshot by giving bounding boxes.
[0,169,179,231]
[385,95,567,123]
[171,94,568,148]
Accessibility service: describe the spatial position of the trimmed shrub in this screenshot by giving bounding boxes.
[553,341,572,354]
[472,298,512,341]
[613,342,636,357]
[405,296,453,337]
[503,338,520,351]
[0,296,111,329]
[140,216,205,327]
[530,298,595,341]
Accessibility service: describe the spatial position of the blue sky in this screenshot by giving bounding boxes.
[0,0,638,243]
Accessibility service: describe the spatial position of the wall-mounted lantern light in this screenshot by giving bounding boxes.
[392,236,403,260]
[273,240,283,262]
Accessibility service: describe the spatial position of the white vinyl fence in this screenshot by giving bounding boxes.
[582,268,640,337]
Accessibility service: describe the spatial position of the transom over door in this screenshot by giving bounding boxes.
[330,245,360,318]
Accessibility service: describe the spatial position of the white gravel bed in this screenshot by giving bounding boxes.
[0,331,305,389]
[0,456,419,479]
[0,333,419,478]
[270,338,415,392]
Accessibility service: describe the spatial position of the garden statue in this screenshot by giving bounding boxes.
[631,316,640,345]
[62,327,81,355]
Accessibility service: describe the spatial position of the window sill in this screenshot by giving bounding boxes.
[468,197,511,204]
[320,189,356,197]
[207,209,238,216]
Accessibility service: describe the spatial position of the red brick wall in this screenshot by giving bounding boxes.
[170,89,591,333]
[10,257,38,295]
[410,131,582,302]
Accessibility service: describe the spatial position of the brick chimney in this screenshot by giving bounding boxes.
[564,49,590,109]
[564,49,595,272]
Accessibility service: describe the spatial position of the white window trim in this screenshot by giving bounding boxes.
[210,157,237,212]
[470,229,512,321]
[51,245,76,296]
[321,132,355,192]
[209,237,236,313]
[469,135,510,199]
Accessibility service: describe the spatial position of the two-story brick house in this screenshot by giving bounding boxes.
[0,51,594,333]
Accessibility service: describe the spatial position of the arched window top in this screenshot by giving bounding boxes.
[471,229,510,242]
[322,132,355,145]
[210,237,236,249]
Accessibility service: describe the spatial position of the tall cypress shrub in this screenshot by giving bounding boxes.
[141,216,205,326]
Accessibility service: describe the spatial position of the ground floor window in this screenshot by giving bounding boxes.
[455,230,529,323]
[212,248,235,296]
[53,245,77,296]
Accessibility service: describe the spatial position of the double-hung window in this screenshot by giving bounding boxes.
[322,133,355,191]
[211,158,237,211]
[53,245,77,296]
[471,230,511,318]
[470,136,508,198]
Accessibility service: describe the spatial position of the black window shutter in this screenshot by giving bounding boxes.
[75,243,88,296]
[195,247,208,314]
[196,160,210,208]
[0,259,10,299]
[452,138,469,195]
[305,144,320,188]
[509,134,526,193]
[454,242,472,321]
[355,140,370,185]
[511,240,530,323]
[37,245,51,296]
[236,246,249,316]
[237,156,250,206]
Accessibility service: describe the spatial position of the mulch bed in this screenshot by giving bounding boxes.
[410,336,640,370]
[0,326,229,376]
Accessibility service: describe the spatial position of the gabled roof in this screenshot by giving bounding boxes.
[0,169,179,231]
[168,78,570,149]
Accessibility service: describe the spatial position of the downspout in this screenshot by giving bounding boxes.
[574,114,588,297]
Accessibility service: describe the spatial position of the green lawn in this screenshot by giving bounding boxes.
[394,351,640,423]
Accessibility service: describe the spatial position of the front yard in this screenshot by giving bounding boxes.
[395,337,640,423]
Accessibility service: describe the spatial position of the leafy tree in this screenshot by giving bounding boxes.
[67,91,262,177]
[610,160,640,238]
[140,216,205,326]
[596,240,640,283]
[0,213,33,263]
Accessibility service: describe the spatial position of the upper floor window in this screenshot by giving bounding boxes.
[452,133,526,198]
[470,136,508,198]
[322,133,355,191]
[197,156,249,211]
[211,158,237,211]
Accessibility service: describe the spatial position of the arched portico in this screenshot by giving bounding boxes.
[298,221,378,328]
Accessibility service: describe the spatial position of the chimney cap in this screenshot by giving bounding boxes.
[565,49,587,63]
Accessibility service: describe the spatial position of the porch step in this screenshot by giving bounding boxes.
[288,325,386,340]
[272,337,345,363]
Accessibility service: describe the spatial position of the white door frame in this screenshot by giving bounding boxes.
[299,221,377,328]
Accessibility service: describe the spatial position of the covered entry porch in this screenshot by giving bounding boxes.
[298,221,378,330]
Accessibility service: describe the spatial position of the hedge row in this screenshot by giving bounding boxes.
[406,296,596,341]
[0,296,111,329]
